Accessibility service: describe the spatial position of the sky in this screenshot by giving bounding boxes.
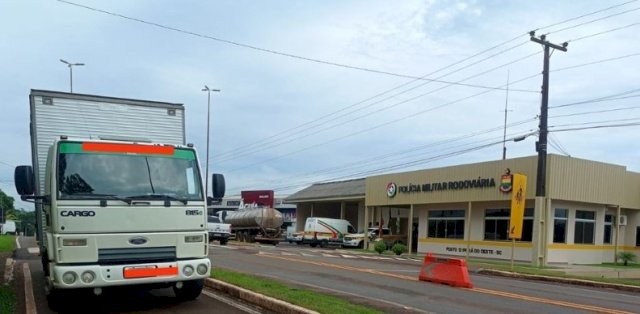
[1,0,639,211]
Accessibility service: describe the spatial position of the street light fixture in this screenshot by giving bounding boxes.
[60,59,84,93]
[202,85,221,202]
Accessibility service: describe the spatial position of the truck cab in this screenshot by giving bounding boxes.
[15,138,225,309]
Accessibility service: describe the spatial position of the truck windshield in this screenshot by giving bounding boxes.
[56,142,203,201]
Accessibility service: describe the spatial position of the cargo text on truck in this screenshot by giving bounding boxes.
[14,90,225,311]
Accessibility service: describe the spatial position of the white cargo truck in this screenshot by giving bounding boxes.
[14,90,225,310]
[302,217,356,248]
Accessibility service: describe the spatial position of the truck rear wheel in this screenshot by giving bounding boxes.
[174,279,204,301]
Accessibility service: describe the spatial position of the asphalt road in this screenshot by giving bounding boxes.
[12,237,267,314]
[210,242,640,314]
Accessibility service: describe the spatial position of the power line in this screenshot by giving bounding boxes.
[0,161,15,168]
[226,72,541,172]
[214,42,640,163]
[238,107,640,192]
[219,47,640,162]
[550,117,640,128]
[215,49,640,165]
[267,106,636,190]
[548,134,571,156]
[55,0,534,92]
[235,87,640,191]
[571,22,640,43]
[213,39,535,161]
[550,106,640,118]
[57,0,637,166]
[229,116,539,191]
[546,6,640,36]
[217,52,542,164]
[258,132,535,193]
[550,122,640,133]
[553,53,640,72]
[537,0,638,32]
[234,112,640,193]
[550,87,640,108]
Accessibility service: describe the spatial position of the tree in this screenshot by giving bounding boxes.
[14,209,36,236]
[0,188,17,221]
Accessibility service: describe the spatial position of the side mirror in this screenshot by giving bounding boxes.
[211,173,225,199]
[14,166,35,196]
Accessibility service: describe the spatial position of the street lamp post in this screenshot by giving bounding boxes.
[60,59,84,93]
[202,85,221,201]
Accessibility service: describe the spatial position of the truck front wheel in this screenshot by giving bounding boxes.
[47,289,65,311]
[174,279,204,301]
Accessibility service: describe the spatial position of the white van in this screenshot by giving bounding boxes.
[302,217,356,248]
[1,220,16,235]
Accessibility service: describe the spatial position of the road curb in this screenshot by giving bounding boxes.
[476,269,640,293]
[4,257,15,285]
[204,278,320,314]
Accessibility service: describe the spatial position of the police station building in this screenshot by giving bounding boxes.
[289,154,640,265]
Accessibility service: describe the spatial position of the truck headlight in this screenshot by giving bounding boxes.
[196,264,208,275]
[81,271,96,284]
[62,272,77,285]
[185,235,204,243]
[183,265,194,277]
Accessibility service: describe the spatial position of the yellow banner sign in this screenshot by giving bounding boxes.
[509,173,527,239]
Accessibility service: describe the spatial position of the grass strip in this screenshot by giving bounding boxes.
[469,259,640,287]
[0,235,16,253]
[212,268,382,314]
[0,285,16,314]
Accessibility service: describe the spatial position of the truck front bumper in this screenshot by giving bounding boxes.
[342,239,363,247]
[50,258,210,289]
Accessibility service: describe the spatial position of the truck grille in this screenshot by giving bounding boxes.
[98,246,177,265]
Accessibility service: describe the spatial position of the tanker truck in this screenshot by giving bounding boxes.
[219,202,283,245]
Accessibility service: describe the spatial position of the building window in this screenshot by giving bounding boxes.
[604,214,614,244]
[553,209,568,243]
[574,210,595,244]
[427,210,465,239]
[484,208,533,241]
[636,227,640,247]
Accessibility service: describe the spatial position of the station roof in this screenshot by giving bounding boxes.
[285,178,365,203]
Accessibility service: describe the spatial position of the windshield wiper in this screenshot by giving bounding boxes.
[125,194,188,205]
[65,193,132,205]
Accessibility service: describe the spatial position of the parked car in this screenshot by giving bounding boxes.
[286,231,304,244]
[343,227,406,249]
[207,215,231,245]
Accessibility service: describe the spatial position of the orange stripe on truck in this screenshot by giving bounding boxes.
[82,142,175,155]
[123,265,178,279]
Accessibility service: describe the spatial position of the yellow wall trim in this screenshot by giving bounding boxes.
[418,237,533,248]
[548,244,614,250]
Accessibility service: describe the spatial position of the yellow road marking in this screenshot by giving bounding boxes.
[258,253,635,314]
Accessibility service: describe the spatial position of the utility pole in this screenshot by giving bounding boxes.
[529,31,567,267]
[502,70,510,160]
[202,85,221,203]
[530,32,567,197]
